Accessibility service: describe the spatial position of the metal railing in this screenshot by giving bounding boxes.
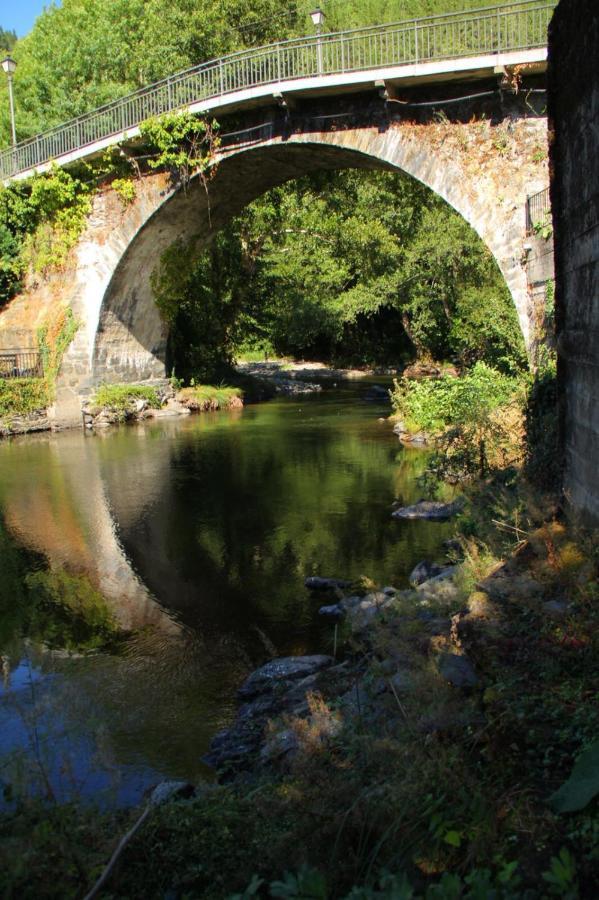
[0,350,44,379]
[0,0,556,181]
[526,186,551,233]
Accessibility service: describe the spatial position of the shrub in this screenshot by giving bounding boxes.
[0,378,48,417]
[93,383,161,412]
[390,363,523,481]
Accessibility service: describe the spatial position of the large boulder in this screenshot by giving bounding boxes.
[392,499,464,521]
[238,655,334,701]
[437,653,479,688]
[305,576,351,591]
[409,560,446,585]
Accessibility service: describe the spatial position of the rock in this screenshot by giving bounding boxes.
[273,378,322,396]
[133,398,147,413]
[318,604,344,619]
[238,655,334,701]
[305,576,351,591]
[148,781,195,806]
[409,560,446,585]
[443,538,463,558]
[150,399,191,418]
[392,499,464,520]
[416,567,459,603]
[346,592,393,631]
[403,362,442,379]
[392,420,428,444]
[399,432,428,447]
[418,617,451,636]
[382,586,397,596]
[237,694,278,721]
[338,594,363,611]
[260,728,299,764]
[467,591,494,618]
[417,566,458,588]
[437,653,479,688]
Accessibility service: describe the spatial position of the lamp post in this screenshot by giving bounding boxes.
[310,8,325,75]
[1,55,17,147]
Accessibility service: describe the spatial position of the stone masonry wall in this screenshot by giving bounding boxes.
[549,0,599,522]
[0,91,549,426]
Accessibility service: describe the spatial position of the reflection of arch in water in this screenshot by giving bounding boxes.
[0,430,180,634]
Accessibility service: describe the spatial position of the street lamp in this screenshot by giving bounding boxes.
[310,8,326,74]
[1,55,17,147]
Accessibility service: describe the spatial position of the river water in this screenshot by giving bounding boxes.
[0,381,453,807]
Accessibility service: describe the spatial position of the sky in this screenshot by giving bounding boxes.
[0,0,59,38]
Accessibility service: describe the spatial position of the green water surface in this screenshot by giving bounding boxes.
[0,383,455,805]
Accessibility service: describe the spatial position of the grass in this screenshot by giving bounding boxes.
[92,383,162,412]
[0,378,49,418]
[176,384,243,411]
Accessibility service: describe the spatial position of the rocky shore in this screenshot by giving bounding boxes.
[203,546,482,782]
[82,382,243,430]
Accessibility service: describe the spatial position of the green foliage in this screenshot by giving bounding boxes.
[0,517,119,652]
[550,741,599,813]
[391,363,522,480]
[176,384,242,410]
[21,167,92,273]
[151,230,246,381]
[140,110,219,185]
[24,569,118,651]
[542,848,578,898]
[0,26,17,51]
[37,306,79,401]
[532,214,553,241]
[111,176,137,205]
[159,170,526,376]
[1,0,487,146]
[93,382,161,412]
[524,363,560,490]
[0,168,91,305]
[0,378,48,417]
[391,364,517,435]
[269,865,328,898]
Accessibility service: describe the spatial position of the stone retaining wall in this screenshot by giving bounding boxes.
[549,0,599,521]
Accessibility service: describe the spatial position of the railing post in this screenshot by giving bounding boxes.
[340,33,345,72]
[415,23,419,63]
[219,60,224,95]
[277,45,281,82]
[497,8,501,52]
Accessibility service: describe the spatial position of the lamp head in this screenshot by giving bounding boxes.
[310,8,325,28]
[1,56,17,76]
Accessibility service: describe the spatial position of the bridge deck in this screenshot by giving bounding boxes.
[0,0,556,183]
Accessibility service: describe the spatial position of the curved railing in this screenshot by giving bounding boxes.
[0,0,556,181]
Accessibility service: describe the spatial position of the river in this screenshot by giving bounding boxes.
[0,381,454,807]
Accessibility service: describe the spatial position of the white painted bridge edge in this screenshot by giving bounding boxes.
[1,0,556,182]
[6,47,547,184]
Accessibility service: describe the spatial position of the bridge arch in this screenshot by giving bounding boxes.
[57,109,547,412]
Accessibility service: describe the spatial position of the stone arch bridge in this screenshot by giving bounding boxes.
[0,1,556,424]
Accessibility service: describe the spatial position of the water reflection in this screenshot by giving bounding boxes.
[0,385,454,805]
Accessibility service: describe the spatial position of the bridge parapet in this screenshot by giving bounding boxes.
[1,0,556,182]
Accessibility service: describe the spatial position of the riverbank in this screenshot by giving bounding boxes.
[0,379,245,437]
[1,479,596,898]
[234,359,399,397]
[82,382,243,430]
